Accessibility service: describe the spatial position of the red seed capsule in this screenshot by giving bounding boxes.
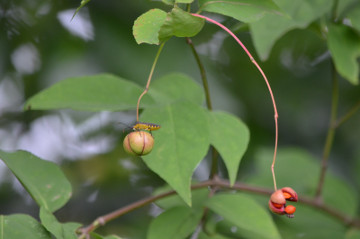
[270,190,286,205]
[281,187,298,202]
[269,187,298,218]
[268,199,285,215]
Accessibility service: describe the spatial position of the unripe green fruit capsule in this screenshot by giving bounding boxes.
[123,131,154,156]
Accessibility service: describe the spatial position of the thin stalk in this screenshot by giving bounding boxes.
[186,37,219,179]
[191,13,279,191]
[136,42,166,122]
[78,181,213,238]
[335,99,360,128]
[78,178,360,238]
[186,38,212,110]
[315,61,339,199]
[186,3,191,12]
[331,0,339,21]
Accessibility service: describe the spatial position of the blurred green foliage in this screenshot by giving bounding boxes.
[0,0,360,238]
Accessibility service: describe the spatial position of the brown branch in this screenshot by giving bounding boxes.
[78,178,360,238]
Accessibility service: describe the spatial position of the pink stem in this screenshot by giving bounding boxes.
[192,13,279,191]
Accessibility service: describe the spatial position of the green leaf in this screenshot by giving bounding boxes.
[250,0,334,60]
[337,0,359,18]
[199,0,283,23]
[71,0,91,20]
[207,193,281,239]
[208,111,249,185]
[149,73,205,105]
[39,207,81,239]
[197,216,233,239]
[133,9,168,45]
[275,203,346,239]
[177,0,194,3]
[346,229,360,239]
[198,232,232,239]
[0,150,72,212]
[162,0,194,4]
[327,23,360,85]
[103,236,123,239]
[141,101,210,205]
[158,7,205,42]
[347,4,360,32]
[246,147,319,191]
[245,147,358,217]
[24,74,154,111]
[90,233,123,239]
[162,0,175,5]
[147,206,203,239]
[0,214,51,239]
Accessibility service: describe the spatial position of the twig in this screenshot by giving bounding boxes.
[335,99,360,128]
[78,181,213,238]
[315,61,339,200]
[186,38,212,110]
[78,178,360,238]
[191,13,279,191]
[136,42,166,122]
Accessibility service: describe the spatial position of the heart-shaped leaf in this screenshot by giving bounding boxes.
[0,150,72,212]
[250,0,334,60]
[140,101,209,205]
[133,9,168,45]
[0,214,51,239]
[207,193,281,239]
[24,74,154,111]
[177,0,194,3]
[199,0,283,23]
[133,7,204,45]
[149,72,204,105]
[327,23,360,85]
[347,4,360,32]
[147,206,203,239]
[158,7,205,42]
[208,111,249,185]
[40,207,81,239]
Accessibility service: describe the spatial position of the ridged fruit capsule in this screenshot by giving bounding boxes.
[269,187,298,218]
[268,199,285,215]
[123,131,154,156]
[270,189,286,205]
[281,187,298,202]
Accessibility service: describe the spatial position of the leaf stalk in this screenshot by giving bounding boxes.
[315,61,339,200]
[191,13,279,191]
[136,42,166,122]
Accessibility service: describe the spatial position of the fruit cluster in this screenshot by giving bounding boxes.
[269,187,298,218]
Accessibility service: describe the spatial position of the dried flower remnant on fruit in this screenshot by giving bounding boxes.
[123,131,154,156]
[269,187,298,218]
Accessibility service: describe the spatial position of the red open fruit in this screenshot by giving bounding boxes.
[269,187,298,218]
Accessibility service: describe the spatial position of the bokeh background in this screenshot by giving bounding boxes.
[1,0,359,238]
